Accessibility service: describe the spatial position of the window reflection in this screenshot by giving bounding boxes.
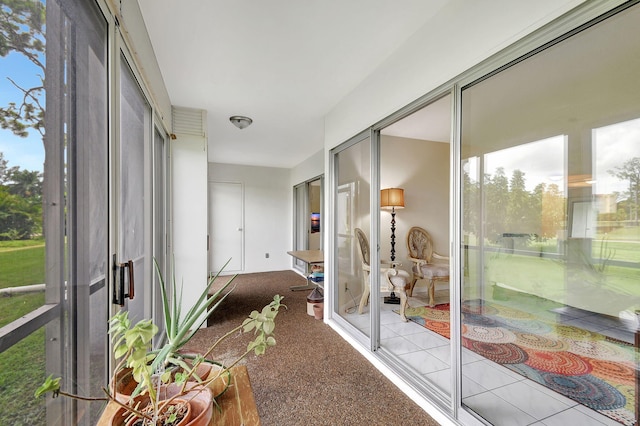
[460,4,640,425]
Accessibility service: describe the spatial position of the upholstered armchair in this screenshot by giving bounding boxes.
[406,226,450,306]
[354,228,410,322]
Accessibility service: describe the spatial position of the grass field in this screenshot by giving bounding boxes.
[0,241,46,326]
[0,240,45,289]
[0,241,47,425]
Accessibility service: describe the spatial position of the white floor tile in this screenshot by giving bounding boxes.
[380,335,422,355]
[405,330,449,350]
[461,374,488,398]
[540,407,612,426]
[424,368,452,394]
[427,344,451,364]
[574,404,626,426]
[462,360,521,390]
[464,391,537,426]
[398,350,449,375]
[492,381,571,420]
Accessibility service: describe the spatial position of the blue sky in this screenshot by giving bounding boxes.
[0,49,45,173]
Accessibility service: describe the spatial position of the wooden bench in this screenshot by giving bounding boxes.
[97,365,260,425]
[211,365,260,425]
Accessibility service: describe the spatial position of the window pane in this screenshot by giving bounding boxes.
[0,0,46,324]
[0,327,46,425]
[336,137,371,337]
[379,96,452,398]
[461,4,640,425]
[119,55,150,323]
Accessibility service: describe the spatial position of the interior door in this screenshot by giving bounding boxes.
[209,181,243,273]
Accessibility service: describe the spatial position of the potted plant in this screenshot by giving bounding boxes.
[35,261,285,425]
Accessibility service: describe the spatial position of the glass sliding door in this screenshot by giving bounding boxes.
[377,95,453,399]
[460,4,640,425]
[293,183,307,273]
[115,53,151,324]
[152,125,168,343]
[334,133,372,338]
[292,176,323,274]
[0,0,110,424]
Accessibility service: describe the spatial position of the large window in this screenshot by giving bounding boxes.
[0,1,167,424]
[0,0,109,424]
[460,3,640,425]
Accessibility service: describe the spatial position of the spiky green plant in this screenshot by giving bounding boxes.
[35,260,285,424]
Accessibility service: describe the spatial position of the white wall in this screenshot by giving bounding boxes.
[172,134,208,325]
[323,0,584,150]
[209,163,291,273]
[380,137,450,269]
[290,149,324,186]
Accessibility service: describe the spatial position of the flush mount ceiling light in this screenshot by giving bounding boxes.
[229,115,253,129]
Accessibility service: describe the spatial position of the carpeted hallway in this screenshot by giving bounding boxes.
[183,270,440,426]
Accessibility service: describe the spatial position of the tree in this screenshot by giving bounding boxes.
[7,168,42,199]
[608,157,640,222]
[0,0,46,137]
[0,152,19,184]
[0,185,37,239]
[541,183,565,239]
[507,169,530,232]
[484,167,509,241]
[462,168,479,236]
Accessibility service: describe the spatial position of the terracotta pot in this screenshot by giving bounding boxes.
[111,368,138,404]
[124,398,192,426]
[313,303,324,320]
[175,354,231,399]
[198,362,231,399]
[107,384,214,426]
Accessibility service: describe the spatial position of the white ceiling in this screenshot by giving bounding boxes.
[137,0,451,168]
[381,95,451,143]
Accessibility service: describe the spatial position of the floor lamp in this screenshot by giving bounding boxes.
[381,188,404,304]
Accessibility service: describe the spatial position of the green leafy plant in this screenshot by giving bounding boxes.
[35,261,285,425]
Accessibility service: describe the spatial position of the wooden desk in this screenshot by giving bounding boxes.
[287,250,324,291]
[96,365,260,426]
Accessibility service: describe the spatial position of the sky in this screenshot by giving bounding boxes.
[0,49,45,173]
[467,119,640,197]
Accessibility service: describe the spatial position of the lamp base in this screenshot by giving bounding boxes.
[384,292,401,305]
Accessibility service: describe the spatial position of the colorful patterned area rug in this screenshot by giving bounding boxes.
[403,300,638,426]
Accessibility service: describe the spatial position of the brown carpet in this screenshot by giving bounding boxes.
[183,270,440,426]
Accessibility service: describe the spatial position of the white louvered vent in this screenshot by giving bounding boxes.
[171,106,207,137]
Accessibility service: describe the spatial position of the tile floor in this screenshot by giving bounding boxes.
[342,292,633,426]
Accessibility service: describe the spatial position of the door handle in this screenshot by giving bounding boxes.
[112,256,135,306]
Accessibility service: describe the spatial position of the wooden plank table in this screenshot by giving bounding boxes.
[287,250,324,291]
[211,365,260,425]
[96,365,260,425]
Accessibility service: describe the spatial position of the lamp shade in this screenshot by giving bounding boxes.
[380,188,405,209]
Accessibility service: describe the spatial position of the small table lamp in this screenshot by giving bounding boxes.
[381,188,404,304]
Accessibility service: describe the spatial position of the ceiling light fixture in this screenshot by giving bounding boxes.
[229,115,253,129]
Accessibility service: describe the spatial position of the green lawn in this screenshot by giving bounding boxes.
[0,242,46,326]
[0,241,47,425]
[0,329,46,426]
[0,242,45,289]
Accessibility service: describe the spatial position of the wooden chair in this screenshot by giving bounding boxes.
[406,226,450,306]
[354,228,410,322]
